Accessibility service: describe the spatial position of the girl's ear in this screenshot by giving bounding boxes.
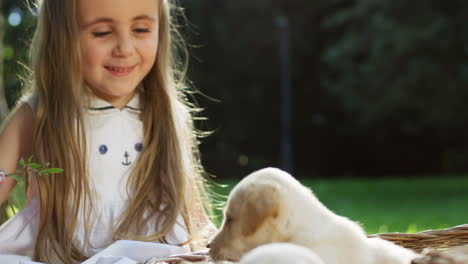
[240,184,280,237]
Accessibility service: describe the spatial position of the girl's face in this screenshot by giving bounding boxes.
[78,0,159,109]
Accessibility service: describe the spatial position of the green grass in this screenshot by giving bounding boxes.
[210,176,468,234]
[7,175,468,235]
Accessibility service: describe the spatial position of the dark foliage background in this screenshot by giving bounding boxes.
[3,0,468,179]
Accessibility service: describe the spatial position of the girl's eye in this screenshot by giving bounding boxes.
[134,28,151,34]
[92,31,111,37]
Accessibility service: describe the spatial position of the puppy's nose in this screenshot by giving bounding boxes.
[206,242,211,248]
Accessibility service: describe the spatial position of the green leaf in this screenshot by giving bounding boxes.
[42,168,64,174]
[19,158,25,167]
[7,174,22,183]
[27,156,33,163]
[28,163,42,169]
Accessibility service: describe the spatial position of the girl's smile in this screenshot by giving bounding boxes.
[105,65,137,77]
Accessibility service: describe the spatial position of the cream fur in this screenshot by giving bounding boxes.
[209,168,419,264]
[239,243,325,264]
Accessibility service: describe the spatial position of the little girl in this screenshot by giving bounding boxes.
[0,0,216,263]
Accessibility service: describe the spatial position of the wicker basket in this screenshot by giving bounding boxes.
[371,224,468,253]
[143,225,468,263]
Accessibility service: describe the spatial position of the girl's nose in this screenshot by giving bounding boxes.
[113,34,134,57]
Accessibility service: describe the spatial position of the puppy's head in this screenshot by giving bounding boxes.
[209,168,288,261]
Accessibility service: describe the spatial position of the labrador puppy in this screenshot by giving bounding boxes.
[209,168,419,264]
[239,243,325,264]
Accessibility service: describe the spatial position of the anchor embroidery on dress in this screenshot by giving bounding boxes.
[122,151,131,166]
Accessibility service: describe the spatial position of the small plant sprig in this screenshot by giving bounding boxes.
[0,156,64,184]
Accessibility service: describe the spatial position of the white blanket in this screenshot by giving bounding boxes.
[0,240,190,264]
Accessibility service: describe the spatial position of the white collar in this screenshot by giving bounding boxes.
[86,93,142,113]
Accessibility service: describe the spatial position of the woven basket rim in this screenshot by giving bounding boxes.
[371,224,468,253]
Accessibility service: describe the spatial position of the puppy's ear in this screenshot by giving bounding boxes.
[240,184,280,237]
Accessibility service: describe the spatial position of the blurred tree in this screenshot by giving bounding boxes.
[322,0,468,128]
[184,0,282,178]
[2,0,35,109]
[0,6,9,119]
[321,0,468,174]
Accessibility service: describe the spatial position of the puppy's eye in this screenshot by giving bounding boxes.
[225,216,233,224]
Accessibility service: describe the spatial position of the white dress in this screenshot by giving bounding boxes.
[0,94,190,264]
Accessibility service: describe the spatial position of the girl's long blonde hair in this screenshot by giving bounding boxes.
[31,0,211,262]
